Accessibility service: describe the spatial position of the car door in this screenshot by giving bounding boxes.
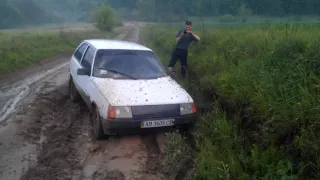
[78,45,96,106]
[69,42,88,91]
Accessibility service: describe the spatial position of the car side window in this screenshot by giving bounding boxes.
[81,46,95,74]
[74,43,88,61]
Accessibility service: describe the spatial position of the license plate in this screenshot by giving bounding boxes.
[141,119,174,128]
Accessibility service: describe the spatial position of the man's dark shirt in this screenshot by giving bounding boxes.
[175,29,198,50]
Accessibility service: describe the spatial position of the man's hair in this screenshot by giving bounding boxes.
[185,20,192,25]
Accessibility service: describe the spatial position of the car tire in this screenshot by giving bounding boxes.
[69,77,81,102]
[179,122,197,150]
[91,106,106,140]
[179,122,196,134]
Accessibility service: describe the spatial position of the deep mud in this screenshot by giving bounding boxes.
[0,22,188,180]
[19,83,85,180]
[17,82,168,180]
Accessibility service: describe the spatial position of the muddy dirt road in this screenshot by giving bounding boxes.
[0,22,172,180]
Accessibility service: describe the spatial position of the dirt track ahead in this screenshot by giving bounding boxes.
[0,23,171,180]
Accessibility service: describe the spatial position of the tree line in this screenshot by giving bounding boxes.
[0,0,101,28]
[109,0,320,21]
[1,0,320,29]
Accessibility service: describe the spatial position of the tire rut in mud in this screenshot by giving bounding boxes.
[141,134,161,174]
[17,84,168,180]
[19,83,89,180]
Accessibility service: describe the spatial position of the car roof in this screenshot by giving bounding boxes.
[83,39,152,51]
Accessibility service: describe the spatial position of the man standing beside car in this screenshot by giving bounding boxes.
[167,20,200,79]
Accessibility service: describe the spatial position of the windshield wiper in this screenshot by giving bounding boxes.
[98,68,137,80]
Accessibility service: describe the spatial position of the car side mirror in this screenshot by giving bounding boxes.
[77,68,89,76]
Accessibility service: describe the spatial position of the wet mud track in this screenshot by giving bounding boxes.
[17,81,166,180]
[0,22,178,180]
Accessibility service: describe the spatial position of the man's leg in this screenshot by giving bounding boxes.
[167,49,179,75]
[179,50,188,79]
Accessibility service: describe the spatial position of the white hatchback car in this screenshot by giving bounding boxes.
[68,39,197,139]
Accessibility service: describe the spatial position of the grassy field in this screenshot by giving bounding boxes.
[0,23,120,74]
[123,15,320,30]
[141,22,320,179]
[152,15,320,29]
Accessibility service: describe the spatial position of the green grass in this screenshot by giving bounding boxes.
[0,24,119,73]
[141,22,320,179]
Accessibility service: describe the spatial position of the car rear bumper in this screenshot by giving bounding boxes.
[101,113,196,135]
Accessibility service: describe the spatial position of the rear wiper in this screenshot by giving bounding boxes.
[99,68,137,80]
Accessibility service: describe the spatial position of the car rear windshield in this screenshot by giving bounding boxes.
[92,49,167,79]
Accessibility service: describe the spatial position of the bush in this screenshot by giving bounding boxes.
[91,4,117,31]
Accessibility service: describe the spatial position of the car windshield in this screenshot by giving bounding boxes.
[92,49,167,79]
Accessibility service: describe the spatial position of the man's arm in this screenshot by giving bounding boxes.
[175,30,184,42]
[191,32,200,41]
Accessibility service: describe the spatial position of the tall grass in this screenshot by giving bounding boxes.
[142,23,320,179]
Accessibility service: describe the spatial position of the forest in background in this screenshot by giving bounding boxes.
[0,0,102,28]
[108,0,320,21]
[1,0,320,29]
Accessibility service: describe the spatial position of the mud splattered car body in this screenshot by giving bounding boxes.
[68,39,197,139]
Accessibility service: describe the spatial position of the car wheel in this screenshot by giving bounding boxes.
[179,122,196,135]
[91,107,105,140]
[69,77,80,102]
[179,122,197,150]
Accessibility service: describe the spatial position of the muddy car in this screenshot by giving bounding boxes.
[68,39,197,139]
